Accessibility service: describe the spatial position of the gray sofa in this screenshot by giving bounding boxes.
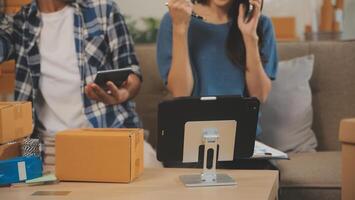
[134,41,355,200]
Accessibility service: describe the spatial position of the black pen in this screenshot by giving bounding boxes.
[165,2,204,21]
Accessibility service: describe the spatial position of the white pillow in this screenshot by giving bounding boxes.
[259,55,318,153]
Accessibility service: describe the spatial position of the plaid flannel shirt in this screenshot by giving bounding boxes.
[0,0,143,138]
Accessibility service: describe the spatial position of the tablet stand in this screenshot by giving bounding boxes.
[179,128,236,187]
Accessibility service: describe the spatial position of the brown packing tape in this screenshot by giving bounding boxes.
[136,132,144,179]
[78,128,139,133]
[14,104,23,120]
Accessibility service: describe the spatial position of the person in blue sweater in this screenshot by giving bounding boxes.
[157,0,278,133]
[157,0,278,168]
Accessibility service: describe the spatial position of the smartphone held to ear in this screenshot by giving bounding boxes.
[94,67,133,90]
[244,3,254,23]
[241,0,255,23]
[243,0,264,22]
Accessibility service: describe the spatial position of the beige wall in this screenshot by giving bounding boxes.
[116,0,354,39]
[116,0,321,38]
[116,0,166,19]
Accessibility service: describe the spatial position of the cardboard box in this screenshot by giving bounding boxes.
[271,17,298,41]
[0,60,15,74]
[0,73,15,95]
[4,0,31,6]
[4,6,21,14]
[0,102,33,144]
[0,141,21,160]
[339,119,355,200]
[320,0,335,32]
[56,129,144,183]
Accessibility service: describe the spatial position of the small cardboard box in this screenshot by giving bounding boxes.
[0,102,33,144]
[55,129,144,183]
[0,141,22,160]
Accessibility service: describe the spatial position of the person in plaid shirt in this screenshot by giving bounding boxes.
[0,0,162,168]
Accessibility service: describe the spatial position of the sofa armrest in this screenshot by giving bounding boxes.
[339,118,355,144]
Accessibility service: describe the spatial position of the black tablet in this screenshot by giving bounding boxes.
[94,67,133,89]
[157,95,260,163]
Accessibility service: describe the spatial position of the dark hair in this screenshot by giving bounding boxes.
[192,0,265,69]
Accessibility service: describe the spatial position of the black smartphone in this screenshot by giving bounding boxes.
[94,67,133,90]
[240,0,264,23]
[243,0,255,23]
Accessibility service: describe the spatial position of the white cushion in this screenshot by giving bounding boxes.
[259,55,318,153]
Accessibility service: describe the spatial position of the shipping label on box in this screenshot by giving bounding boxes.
[0,102,33,144]
[55,129,144,183]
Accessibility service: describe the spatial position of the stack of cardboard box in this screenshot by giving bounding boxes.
[0,102,33,160]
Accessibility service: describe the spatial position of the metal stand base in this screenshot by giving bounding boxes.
[180,174,236,187]
[179,128,237,187]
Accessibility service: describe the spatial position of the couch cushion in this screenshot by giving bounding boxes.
[259,55,317,153]
[276,151,341,188]
[280,187,340,200]
[277,42,310,61]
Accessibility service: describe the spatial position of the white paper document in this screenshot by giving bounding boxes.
[252,141,289,160]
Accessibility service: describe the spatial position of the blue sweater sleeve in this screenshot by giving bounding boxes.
[156,13,173,85]
[260,16,278,80]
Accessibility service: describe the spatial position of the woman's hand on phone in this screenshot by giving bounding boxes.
[167,0,193,32]
[238,0,262,42]
[85,81,130,106]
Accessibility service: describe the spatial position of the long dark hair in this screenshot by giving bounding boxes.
[192,0,265,69]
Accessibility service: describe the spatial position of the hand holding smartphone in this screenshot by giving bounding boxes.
[86,67,135,105]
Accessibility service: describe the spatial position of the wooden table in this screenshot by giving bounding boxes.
[0,168,279,200]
